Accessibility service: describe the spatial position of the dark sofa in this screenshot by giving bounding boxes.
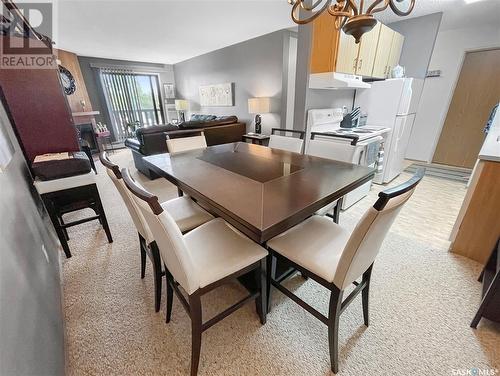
[125,115,246,179]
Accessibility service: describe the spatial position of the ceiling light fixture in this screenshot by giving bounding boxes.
[463,0,486,4]
[288,0,415,43]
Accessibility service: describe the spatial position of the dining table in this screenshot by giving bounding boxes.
[143,142,375,243]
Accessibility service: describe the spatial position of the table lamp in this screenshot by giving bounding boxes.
[248,97,271,134]
[175,99,189,122]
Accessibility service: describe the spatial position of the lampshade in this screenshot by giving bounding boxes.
[248,97,271,114]
[175,99,189,111]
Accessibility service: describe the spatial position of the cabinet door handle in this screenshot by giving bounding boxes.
[358,59,363,70]
[384,65,388,77]
[353,58,358,70]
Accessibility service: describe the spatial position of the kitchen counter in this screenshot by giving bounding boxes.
[478,105,500,162]
[450,104,500,264]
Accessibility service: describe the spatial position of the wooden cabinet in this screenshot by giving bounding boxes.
[335,31,359,74]
[387,32,404,76]
[355,22,381,77]
[310,19,404,79]
[371,24,394,78]
[309,12,340,74]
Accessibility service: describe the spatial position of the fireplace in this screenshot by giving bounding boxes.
[76,123,98,153]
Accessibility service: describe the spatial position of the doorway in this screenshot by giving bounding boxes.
[432,48,500,168]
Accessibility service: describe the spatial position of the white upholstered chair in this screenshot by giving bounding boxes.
[99,152,213,312]
[166,131,208,197]
[266,169,424,373]
[306,132,361,222]
[268,128,305,153]
[121,168,268,376]
[166,132,207,154]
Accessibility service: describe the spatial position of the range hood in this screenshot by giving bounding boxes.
[309,72,371,90]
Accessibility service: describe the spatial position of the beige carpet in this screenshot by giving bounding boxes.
[62,150,499,375]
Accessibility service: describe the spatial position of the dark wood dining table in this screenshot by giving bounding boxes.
[143,142,375,245]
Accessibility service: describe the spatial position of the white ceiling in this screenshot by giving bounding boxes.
[376,0,500,30]
[53,0,500,65]
[54,0,294,64]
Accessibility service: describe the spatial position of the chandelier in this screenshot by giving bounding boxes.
[288,0,415,43]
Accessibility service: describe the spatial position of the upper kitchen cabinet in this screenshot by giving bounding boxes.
[355,22,382,76]
[310,12,341,74]
[310,19,404,79]
[372,25,404,79]
[387,32,405,75]
[335,30,359,74]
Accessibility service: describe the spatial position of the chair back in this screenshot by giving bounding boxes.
[306,132,358,163]
[166,132,207,153]
[99,152,153,243]
[268,128,305,153]
[121,168,199,294]
[333,169,424,290]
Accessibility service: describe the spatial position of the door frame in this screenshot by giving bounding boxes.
[430,45,500,163]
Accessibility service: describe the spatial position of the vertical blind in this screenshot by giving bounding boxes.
[99,68,164,141]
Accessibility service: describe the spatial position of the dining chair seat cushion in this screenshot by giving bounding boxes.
[267,215,351,283]
[34,172,96,195]
[161,196,214,234]
[184,218,268,289]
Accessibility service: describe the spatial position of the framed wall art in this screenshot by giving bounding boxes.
[199,83,233,107]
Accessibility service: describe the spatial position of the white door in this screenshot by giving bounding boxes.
[384,116,408,182]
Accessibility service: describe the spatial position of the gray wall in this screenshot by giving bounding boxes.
[78,56,175,138]
[0,100,65,375]
[174,30,286,135]
[389,13,442,78]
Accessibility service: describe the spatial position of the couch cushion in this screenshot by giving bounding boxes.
[136,124,179,137]
[190,114,217,122]
[179,116,239,129]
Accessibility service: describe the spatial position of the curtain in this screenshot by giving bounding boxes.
[99,68,144,142]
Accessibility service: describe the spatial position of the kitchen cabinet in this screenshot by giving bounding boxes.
[310,12,340,74]
[371,24,394,78]
[335,30,358,74]
[387,32,405,75]
[356,22,382,76]
[310,19,404,79]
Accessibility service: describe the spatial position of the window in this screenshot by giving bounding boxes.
[100,69,164,141]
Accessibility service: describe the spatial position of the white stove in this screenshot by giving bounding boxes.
[305,108,391,209]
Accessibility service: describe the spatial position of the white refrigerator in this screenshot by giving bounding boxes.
[355,78,423,184]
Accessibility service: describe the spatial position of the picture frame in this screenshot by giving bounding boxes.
[163,83,175,99]
[199,82,234,107]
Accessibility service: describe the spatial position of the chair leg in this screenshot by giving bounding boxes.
[43,197,72,258]
[255,258,267,325]
[139,234,146,279]
[188,293,203,376]
[165,268,174,323]
[266,253,277,313]
[328,288,343,374]
[91,185,113,243]
[150,241,162,313]
[332,198,343,224]
[362,264,373,327]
